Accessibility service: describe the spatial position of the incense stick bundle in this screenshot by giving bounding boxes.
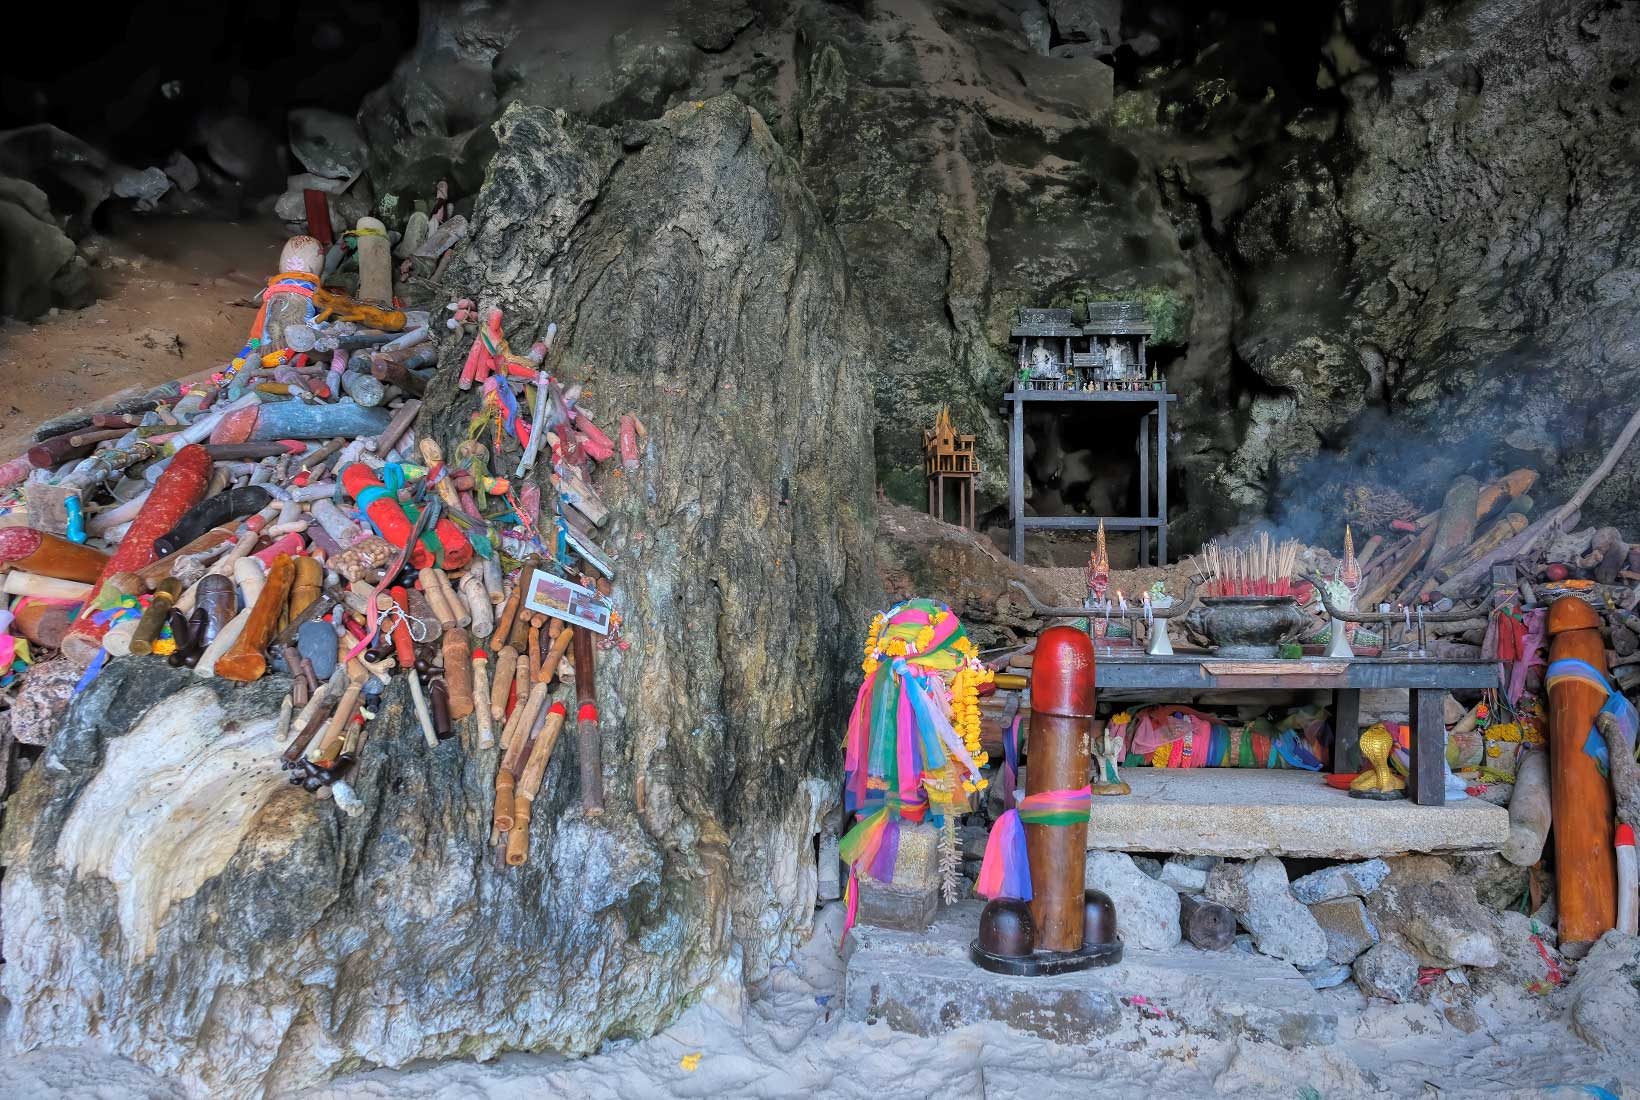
[1192,535,1303,597]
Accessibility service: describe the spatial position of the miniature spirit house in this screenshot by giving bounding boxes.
[925,406,978,529]
[1005,301,1173,563]
[1012,302,1156,391]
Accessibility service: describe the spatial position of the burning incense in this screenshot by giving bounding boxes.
[1188,534,1303,597]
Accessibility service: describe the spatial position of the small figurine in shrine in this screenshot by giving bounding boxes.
[1090,719,1130,796]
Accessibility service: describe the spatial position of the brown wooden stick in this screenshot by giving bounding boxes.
[490,646,518,721]
[1179,892,1236,951]
[507,701,568,866]
[307,659,367,765]
[442,626,474,721]
[420,567,459,629]
[128,578,184,655]
[571,627,604,813]
[289,555,324,620]
[1358,526,1435,608]
[539,622,574,683]
[492,583,525,649]
[472,649,494,747]
[216,555,297,681]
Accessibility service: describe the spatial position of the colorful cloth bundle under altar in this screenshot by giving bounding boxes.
[840,599,992,927]
[1114,704,1330,770]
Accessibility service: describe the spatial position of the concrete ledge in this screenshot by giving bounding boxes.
[1084,769,1508,859]
[844,902,1336,1048]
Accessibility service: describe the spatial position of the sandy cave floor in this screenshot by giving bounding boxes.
[0,903,1635,1098]
[0,214,286,460]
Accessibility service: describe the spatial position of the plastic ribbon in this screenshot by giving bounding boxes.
[1546,658,1640,774]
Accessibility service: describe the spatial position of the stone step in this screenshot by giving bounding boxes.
[844,901,1336,1049]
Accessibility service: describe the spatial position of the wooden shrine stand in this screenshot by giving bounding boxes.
[1006,389,1175,565]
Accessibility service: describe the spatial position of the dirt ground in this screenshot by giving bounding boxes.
[0,214,286,459]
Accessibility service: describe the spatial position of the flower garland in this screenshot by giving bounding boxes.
[841,598,994,933]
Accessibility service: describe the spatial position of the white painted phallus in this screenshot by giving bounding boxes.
[55,684,289,960]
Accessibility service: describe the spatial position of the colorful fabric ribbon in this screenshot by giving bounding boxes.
[975,787,1092,902]
[1546,658,1640,774]
[1018,785,1093,826]
[976,810,1030,900]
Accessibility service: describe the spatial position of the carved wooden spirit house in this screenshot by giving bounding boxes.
[925,406,978,528]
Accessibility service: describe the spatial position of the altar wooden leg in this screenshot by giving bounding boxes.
[1408,688,1446,806]
[1332,688,1361,774]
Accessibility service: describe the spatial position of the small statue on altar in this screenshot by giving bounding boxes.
[1090,720,1130,796]
[1027,339,1064,384]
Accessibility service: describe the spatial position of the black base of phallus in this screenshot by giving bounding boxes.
[970,892,1123,977]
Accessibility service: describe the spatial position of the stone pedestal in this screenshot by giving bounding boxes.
[855,822,940,932]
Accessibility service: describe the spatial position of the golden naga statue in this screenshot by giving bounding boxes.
[1349,723,1406,800]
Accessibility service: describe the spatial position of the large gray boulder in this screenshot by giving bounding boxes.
[1364,856,1500,969]
[2,94,874,1098]
[1562,930,1640,1053]
[0,175,80,320]
[1083,850,1180,950]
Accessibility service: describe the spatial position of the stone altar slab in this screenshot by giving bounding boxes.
[1084,769,1508,859]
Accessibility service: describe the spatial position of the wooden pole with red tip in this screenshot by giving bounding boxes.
[1026,624,1095,952]
[1546,595,1618,948]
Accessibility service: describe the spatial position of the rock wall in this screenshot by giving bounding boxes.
[2,94,873,1096]
[366,0,1640,545]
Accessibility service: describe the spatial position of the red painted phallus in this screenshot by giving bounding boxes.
[1545,562,1570,581]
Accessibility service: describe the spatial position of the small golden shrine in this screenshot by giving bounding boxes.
[924,406,978,528]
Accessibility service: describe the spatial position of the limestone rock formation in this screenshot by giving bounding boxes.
[2,94,873,1097]
[362,0,1640,544]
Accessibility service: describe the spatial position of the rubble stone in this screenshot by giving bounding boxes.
[0,176,78,321]
[1083,851,1180,950]
[1301,962,1353,990]
[1353,942,1420,1003]
[287,108,368,181]
[1205,857,1327,968]
[1365,856,1500,969]
[1290,859,1390,904]
[1309,896,1379,965]
[111,166,171,210]
[163,152,199,192]
[1159,854,1218,892]
[1562,930,1640,1053]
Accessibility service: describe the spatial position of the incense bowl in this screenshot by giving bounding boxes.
[1186,596,1311,658]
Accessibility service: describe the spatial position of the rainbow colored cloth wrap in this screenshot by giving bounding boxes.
[840,599,993,931]
[975,787,1093,901]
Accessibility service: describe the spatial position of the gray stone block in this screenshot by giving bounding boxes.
[1354,942,1419,1002]
[1291,859,1390,904]
[1310,897,1380,965]
[1085,851,1180,949]
[1206,857,1328,968]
